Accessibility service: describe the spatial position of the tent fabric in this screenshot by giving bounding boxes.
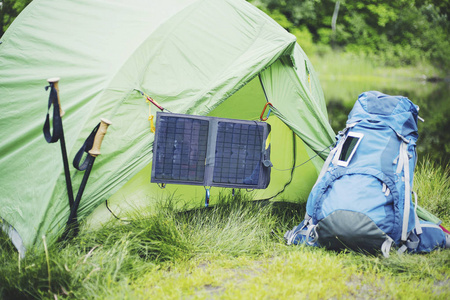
[260,44,335,159]
[0,0,334,251]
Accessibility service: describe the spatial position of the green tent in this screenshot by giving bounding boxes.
[0,0,335,255]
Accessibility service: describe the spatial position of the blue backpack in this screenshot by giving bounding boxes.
[285,91,449,256]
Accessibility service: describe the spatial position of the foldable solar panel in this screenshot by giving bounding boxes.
[151,112,271,189]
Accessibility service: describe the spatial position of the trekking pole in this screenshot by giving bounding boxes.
[63,118,112,239]
[43,78,74,208]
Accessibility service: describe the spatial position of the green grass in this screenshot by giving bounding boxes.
[309,51,446,107]
[1,162,450,299]
[414,159,450,224]
[310,51,445,82]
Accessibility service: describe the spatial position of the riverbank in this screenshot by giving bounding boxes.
[309,52,450,166]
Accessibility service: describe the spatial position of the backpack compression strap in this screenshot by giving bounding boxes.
[284,214,318,246]
[397,141,422,241]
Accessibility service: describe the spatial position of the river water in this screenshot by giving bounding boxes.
[320,78,450,166]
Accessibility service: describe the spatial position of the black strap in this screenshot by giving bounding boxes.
[73,123,100,171]
[42,83,75,208]
[43,85,63,143]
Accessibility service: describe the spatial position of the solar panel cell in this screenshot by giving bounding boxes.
[153,116,209,183]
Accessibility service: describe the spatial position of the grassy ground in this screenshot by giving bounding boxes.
[1,159,449,299]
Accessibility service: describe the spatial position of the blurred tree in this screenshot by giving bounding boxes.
[0,0,32,38]
[3,0,449,69]
[249,0,450,70]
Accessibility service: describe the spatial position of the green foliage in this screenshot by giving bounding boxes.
[265,8,292,29]
[256,7,318,56]
[0,0,32,37]
[5,1,450,71]
[250,0,450,72]
[289,26,316,56]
